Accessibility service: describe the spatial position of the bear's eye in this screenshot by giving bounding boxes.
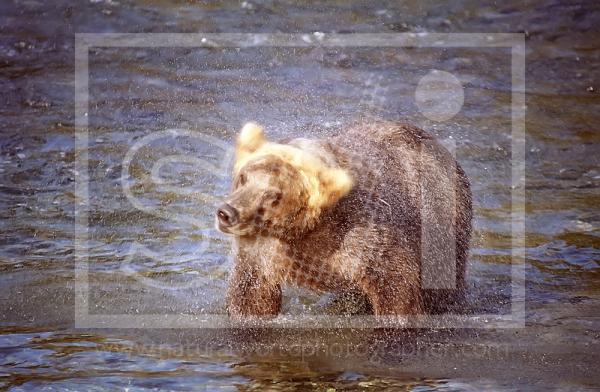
[269,191,282,208]
[238,173,247,186]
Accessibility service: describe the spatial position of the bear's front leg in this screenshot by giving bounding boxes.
[226,237,283,318]
[226,262,282,317]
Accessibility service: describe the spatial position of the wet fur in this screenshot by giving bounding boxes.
[222,121,472,317]
[235,122,353,227]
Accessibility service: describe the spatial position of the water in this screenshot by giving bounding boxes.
[1,0,599,390]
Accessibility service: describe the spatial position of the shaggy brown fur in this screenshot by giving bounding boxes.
[217,121,472,317]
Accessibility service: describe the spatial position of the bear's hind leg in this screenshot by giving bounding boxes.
[359,269,423,316]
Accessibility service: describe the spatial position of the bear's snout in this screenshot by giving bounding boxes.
[217,203,239,228]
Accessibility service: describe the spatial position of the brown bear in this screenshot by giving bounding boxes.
[216,121,472,317]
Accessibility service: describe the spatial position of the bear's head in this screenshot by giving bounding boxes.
[216,122,353,239]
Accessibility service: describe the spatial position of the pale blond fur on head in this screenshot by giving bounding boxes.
[234,122,353,215]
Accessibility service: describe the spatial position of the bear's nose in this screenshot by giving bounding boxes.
[217,203,239,227]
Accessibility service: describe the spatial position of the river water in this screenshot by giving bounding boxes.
[1,0,599,390]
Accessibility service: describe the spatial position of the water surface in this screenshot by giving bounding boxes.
[1,0,599,390]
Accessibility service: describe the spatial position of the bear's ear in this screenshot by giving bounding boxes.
[235,122,266,169]
[314,167,354,209]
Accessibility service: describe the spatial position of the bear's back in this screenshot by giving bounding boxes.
[328,122,472,310]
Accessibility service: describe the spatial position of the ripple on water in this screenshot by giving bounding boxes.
[0,0,599,390]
